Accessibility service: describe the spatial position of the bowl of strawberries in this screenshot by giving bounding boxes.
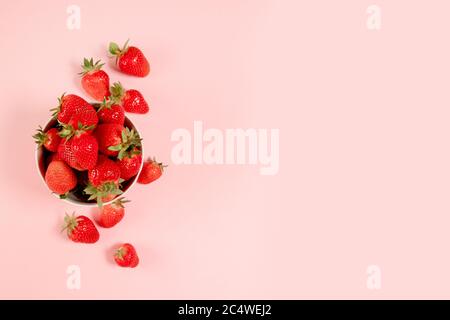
[34,40,154,207]
[35,92,146,207]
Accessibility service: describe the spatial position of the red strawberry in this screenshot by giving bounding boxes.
[109,40,150,77]
[80,58,110,101]
[57,129,98,171]
[57,139,82,171]
[137,157,166,184]
[63,213,99,243]
[45,160,77,195]
[116,148,142,180]
[84,155,123,206]
[94,123,123,156]
[88,155,121,187]
[96,198,130,228]
[110,82,149,114]
[51,93,92,124]
[94,124,141,158]
[33,127,61,152]
[70,134,98,170]
[114,243,139,268]
[67,104,98,130]
[97,99,125,125]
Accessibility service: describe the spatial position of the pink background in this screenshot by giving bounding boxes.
[1,0,450,299]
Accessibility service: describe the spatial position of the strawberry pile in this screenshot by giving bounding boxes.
[33,40,166,268]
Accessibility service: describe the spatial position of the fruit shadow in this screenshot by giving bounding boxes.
[106,242,122,265]
[70,60,84,93]
[106,55,118,73]
[53,215,67,241]
[90,206,101,222]
[7,102,47,193]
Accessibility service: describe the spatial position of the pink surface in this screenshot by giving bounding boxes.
[1,0,450,299]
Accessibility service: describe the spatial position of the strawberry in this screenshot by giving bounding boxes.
[109,40,150,77]
[58,127,98,171]
[97,99,125,125]
[80,58,110,101]
[96,198,130,228]
[110,82,149,114]
[94,123,123,156]
[114,243,139,268]
[94,124,142,158]
[87,155,121,187]
[69,134,98,170]
[116,148,142,180]
[51,93,92,124]
[66,104,98,131]
[33,126,61,152]
[137,157,166,184]
[63,213,99,243]
[57,139,82,171]
[84,155,123,206]
[44,160,77,195]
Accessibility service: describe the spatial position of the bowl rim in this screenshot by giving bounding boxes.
[35,116,144,207]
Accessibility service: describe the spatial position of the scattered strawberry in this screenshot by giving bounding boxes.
[51,93,92,124]
[45,160,77,195]
[96,198,130,228]
[110,82,149,114]
[138,157,166,184]
[94,124,141,158]
[84,155,123,206]
[80,58,110,101]
[58,127,98,171]
[109,40,150,77]
[114,243,139,268]
[33,127,61,152]
[97,99,125,125]
[116,148,142,181]
[63,213,99,243]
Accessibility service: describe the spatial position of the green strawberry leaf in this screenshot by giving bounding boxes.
[108,144,123,151]
[118,149,126,160]
[110,82,125,100]
[109,42,120,55]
